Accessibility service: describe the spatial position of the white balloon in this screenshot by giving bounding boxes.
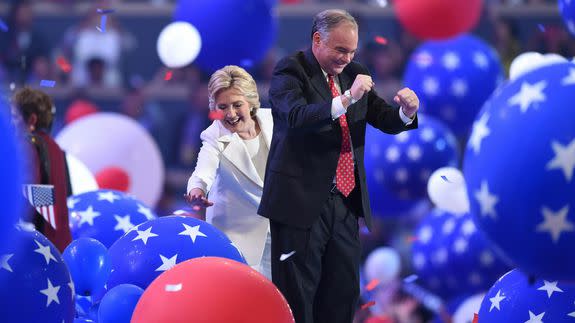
[66,153,98,195]
[157,21,202,68]
[56,112,165,207]
[427,167,469,214]
[509,52,567,80]
[453,293,485,323]
[364,247,401,285]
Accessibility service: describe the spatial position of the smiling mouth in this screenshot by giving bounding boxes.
[225,117,241,126]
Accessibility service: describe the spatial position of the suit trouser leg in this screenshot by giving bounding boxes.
[270,191,361,323]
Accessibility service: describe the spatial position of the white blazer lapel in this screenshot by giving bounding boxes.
[217,121,264,187]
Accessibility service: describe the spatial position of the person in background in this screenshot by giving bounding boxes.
[0,0,49,85]
[11,87,72,251]
[185,65,274,279]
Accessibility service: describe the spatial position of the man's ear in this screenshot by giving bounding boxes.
[27,113,38,131]
[312,32,322,46]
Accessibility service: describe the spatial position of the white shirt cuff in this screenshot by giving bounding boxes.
[399,107,414,125]
[331,96,346,120]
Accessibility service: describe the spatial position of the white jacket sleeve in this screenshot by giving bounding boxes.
[186,126,222,194]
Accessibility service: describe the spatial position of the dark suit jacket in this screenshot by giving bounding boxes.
[258,49,417,231]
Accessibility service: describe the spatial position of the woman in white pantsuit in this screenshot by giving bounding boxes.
[186,65,272,279]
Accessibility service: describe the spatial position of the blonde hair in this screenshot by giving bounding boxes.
[208,65,260,116]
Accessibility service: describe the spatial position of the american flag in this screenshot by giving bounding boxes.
[22,184,57,229]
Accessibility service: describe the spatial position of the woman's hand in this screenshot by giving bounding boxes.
[185,188,214,211]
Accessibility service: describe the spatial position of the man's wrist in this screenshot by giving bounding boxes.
[344,90,358,104]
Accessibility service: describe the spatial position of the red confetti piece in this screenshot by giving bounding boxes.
[407,235,418,243]
[164,70,173,81]
[208,110,225,121]
[374,36,388,45]
[56,56,72,73]
[365,279,380,292]
[361,301,376,310]
[472,313,479,323]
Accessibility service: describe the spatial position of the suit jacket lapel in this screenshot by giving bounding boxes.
[217,122,264,188]
[304,49,331,101]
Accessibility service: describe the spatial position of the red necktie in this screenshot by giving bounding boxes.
[328,75,355,197]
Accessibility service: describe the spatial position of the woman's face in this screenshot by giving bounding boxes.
[215,88,254,134]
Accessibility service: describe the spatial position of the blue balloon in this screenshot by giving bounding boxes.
[107,215,246,290]
[365,114,459,201]
[403,34,504,137]
[559,0,575,38]
[98,284,144,323]
[463,62,575,281]
[63,238,111,297]
[68,189,157,248]
[173,0,276,73]
[478,269,575,322]
[0,228,75,322]
[411,209,509,300]
[0,98,23,250]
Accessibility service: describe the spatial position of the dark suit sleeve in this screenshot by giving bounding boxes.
[269,57,333,129]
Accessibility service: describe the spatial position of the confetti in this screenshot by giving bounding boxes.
[472,313,479,323]
[165,283,182,292]
[537,24,545,32]
[40,80,56,88]
[0,18,8,32]
[365,279,380,291]
[403,274,418,283]
[440,175,452,183]
[97,15,107,33]
[56,56,72,73]
[279,251,296,261]
[374,35,388,45]
[360,301,376,310]
[97,8,115,14]
[164,70,173,81]
[208,110,225,121]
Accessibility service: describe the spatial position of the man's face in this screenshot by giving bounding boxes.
[313,23,358,76]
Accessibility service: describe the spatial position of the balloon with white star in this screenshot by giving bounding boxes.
[0,227,74,322]
[443,213,511,296]
[403,34,504,137]
[106,215,245,290]
[478,269,575,322]
[365,113,459,201]
[68,189,158,248]
[411,209,509,299]
[463,62,575,281]
[559,0,575,38]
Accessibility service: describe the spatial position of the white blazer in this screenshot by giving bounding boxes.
[187,108,273,267]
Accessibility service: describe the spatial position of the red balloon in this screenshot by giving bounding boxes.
[132,257,295,323]
[65,100,100,125]
[394,0,483,40]
[95,166,130,192]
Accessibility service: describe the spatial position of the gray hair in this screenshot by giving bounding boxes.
[311,9,358,40]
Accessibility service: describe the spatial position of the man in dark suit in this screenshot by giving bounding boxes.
[258,9,419,323]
